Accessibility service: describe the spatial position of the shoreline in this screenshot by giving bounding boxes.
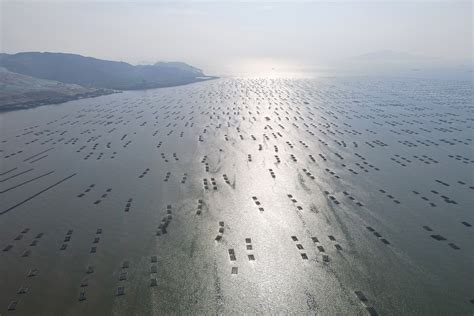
[0,76,219,113]
[0,89,119,113]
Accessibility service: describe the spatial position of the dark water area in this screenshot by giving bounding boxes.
[0,76,473,315]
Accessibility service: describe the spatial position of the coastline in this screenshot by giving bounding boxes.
[0,89,119,113]
[0,76,219,113]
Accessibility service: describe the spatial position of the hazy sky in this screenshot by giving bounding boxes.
[1,0,472,74]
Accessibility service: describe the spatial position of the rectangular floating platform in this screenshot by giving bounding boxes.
[355,291,368,302]
[3,245,13,252]
[119,272,127,281]
[78,291,86,301]
[17,286,29,294]
[366,306,379,316]
[8,301,18,311]
[116,286,125,296]
[431,234,447,241]
[381,239,390,245]
[448,243,460,250]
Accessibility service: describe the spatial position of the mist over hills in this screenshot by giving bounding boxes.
[0,52,215,111]
[0,52,211,90]
[328,50,474,79]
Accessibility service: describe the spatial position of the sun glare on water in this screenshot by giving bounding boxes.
[226,58,322,79]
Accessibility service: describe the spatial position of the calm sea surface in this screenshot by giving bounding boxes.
[0,76,473,315]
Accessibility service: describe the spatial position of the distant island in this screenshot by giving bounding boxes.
[0,52,216,111]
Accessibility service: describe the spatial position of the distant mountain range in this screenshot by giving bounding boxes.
[350,50,434,62]
[0,52,212,90]
[0,52,215,111]
[332,50,473,79]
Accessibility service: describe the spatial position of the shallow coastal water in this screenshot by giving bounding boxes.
[0,76,473,315]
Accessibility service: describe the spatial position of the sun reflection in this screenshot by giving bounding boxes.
[225,58,323,79]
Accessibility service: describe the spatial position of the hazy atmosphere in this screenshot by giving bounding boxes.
[2,0,472,74]
[0,1,473,315]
